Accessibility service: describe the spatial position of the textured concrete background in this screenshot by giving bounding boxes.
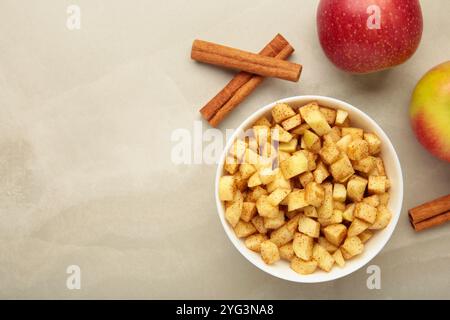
[0,0,449,299]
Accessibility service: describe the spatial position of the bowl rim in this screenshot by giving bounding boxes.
[215,95,403,283]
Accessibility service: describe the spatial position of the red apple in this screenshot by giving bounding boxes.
[317,0,423,73]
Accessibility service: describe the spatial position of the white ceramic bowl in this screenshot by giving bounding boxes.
[215,95,403,283]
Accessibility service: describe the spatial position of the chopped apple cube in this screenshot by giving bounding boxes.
[281,114,302,131]
[287,189,308,212]
[364,133,382,155]
[219,176,235,201]
[313,161,330,184]
[330,154,355,182]
[335,109,349,126]
[312,244,335,272]
[341,127,364,140]
[272,124,293,143]
[280,152,308,179]
[354,202,377,224]
[323,224,347,246]
[347,175,368,202]
[319,107,337,125]
[347,139,370,161]
[272,103,296,123]
[333,183,347,202]
[279,138,298,153]
[368,175,387,194]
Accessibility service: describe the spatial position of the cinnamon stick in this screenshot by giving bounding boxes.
[191,39,302,82]
[408,194,450,223]
[408,194,450,231]
[410,211,450,232]
[200,34,289,121]
[209,44,295,127]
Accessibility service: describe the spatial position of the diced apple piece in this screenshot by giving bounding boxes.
[240,202,257,222]
[268,188,291,206]
[293,233,314,260]
[297,150,318,171]
[343,203,355,222]
[267,170,291,193]
[347,218,371,237]
[299,171,314,188]
[336,134,352,153]
[317,183,333,219]
[247,172,262,188]
[287,189,308,212]
[323,126,341,144]
[298,215,321,238]
[239,163,256,180]
[354,202,378,224]
[300,103,332,136]
[303,129,320,150]
[253,116,272,127]
[245,234,268,252]
[291,123,310,135]
[291,257,318,275]
[323,224,347,246]
[251,216,267,234]
[272,124,293,142]
[330,154,355,182]
[341,127,364,140]
[368,175,387,194]
[318,236,338,253]
[364,133,382,155]
[280,152,308,179]
[224,156,239,174]
[318,209,343,227]
[335,109,349,126]
[312,244,335,272]
[378,193,390,206]
[264,210,285,229]
[313,161,330,184]
[270,224,295,247]
[219,176,235,201]
[305,182,325,207]
[272,103,296,123]
[332,249,346,267]
[363,195,380,208]
[347,139,370,161]
[347,175,368,202]
[319,107,337,125]
[369,205,392,230]
[332,183,347,202]
[234,220,257,238]
[353,156,376,173]
[341,237,364,258]
[304,206,318,218]
[333,200,346,211]
[246,186,268,202]
[259,167,278,185]
[229,139,247,159]
[225,191,243,227]
[319,141,340,165]
[279,138,298,153]
[256,195,279,218]
[281,114,302,131]
[358,230,374,243]
[260,240,280,265]
[279,242,295,261]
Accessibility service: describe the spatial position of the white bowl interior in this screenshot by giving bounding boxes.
[215,95,403,283]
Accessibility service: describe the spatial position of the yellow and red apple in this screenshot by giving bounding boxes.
[410,61,450,162]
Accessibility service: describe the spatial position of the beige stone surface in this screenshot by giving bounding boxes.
[0,0,449,299]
